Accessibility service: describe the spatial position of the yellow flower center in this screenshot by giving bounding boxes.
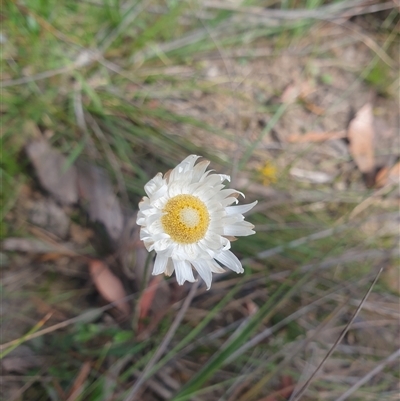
[161,194,210,244]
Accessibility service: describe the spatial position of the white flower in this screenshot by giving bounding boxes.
[136,155,257,289]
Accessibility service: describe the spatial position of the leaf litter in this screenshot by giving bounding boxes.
[26,140,79,205]
[76,160,124,244]
[26,140,125,244]
[23,139,135,322]
[88,259,130,318]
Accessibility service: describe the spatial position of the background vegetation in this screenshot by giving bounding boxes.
[1,1,399,400]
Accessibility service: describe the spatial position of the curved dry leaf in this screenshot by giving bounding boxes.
[26,140,78,204]
[88,259,130,317]
[387,162,400,185]
[347,103,375,174]
[375,162,400,188]
[137,275,163,333]
[281,83,301,104]
[76,162,123,243]
[375,166,389,188]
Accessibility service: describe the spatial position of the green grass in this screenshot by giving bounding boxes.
[2,1,399,400]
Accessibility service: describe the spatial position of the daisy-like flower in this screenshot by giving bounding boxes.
[136,155,257,289]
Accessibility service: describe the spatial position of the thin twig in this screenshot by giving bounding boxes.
[290,268,384,401]
[123,281,200,401]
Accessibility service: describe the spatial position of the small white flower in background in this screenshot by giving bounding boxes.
[136,155,257,289]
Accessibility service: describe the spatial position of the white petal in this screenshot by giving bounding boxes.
[180,243,202,260]
[152,237,173,252]
[143,239,153,251]
[153,253,169,275]
[195,184,225,202]
[192,160,210,182]
[173,259,196,285]
[225,200,258,215]
[138,198,152,211]
[144,173,165,197]
[165,258,175,276]
[152,195,168,210]
[220,197,239,206]
[215,250,244,273]
[192,259,213,290]
[223,221,255,237]
[202,232,225,251]
[168,180,186,197]
[140,228,151,240]
[170,155,200,182]
[208,259,226,273]
[201,174,226,188]
[138,204,158,217]
[170,243,201,261]
[199,169,213,182]
[181,155,200,171]
[214,188,244,202]
[219,174,230,182]
[221,215,244,225]
[220,236,231,250]
[145,211,162,226]
[149,184,168,202]
[136,216,145,225]
[148,219,164,235]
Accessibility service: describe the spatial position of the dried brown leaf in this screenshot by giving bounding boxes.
[376,162,400,188]
[281,84,301,104]
[70,223,94,245]
[281,80,314,103]
[76,162,123,243]
[347,103,375,174]
[137,275,163,333]
[375,166,389,188]
[387,162,400,184]
[117,214,145,280]
[88,259,130,317]
[26,140,123,243]
[302,99,325,115]
[26,140,79,204]
[136,277,171,341]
